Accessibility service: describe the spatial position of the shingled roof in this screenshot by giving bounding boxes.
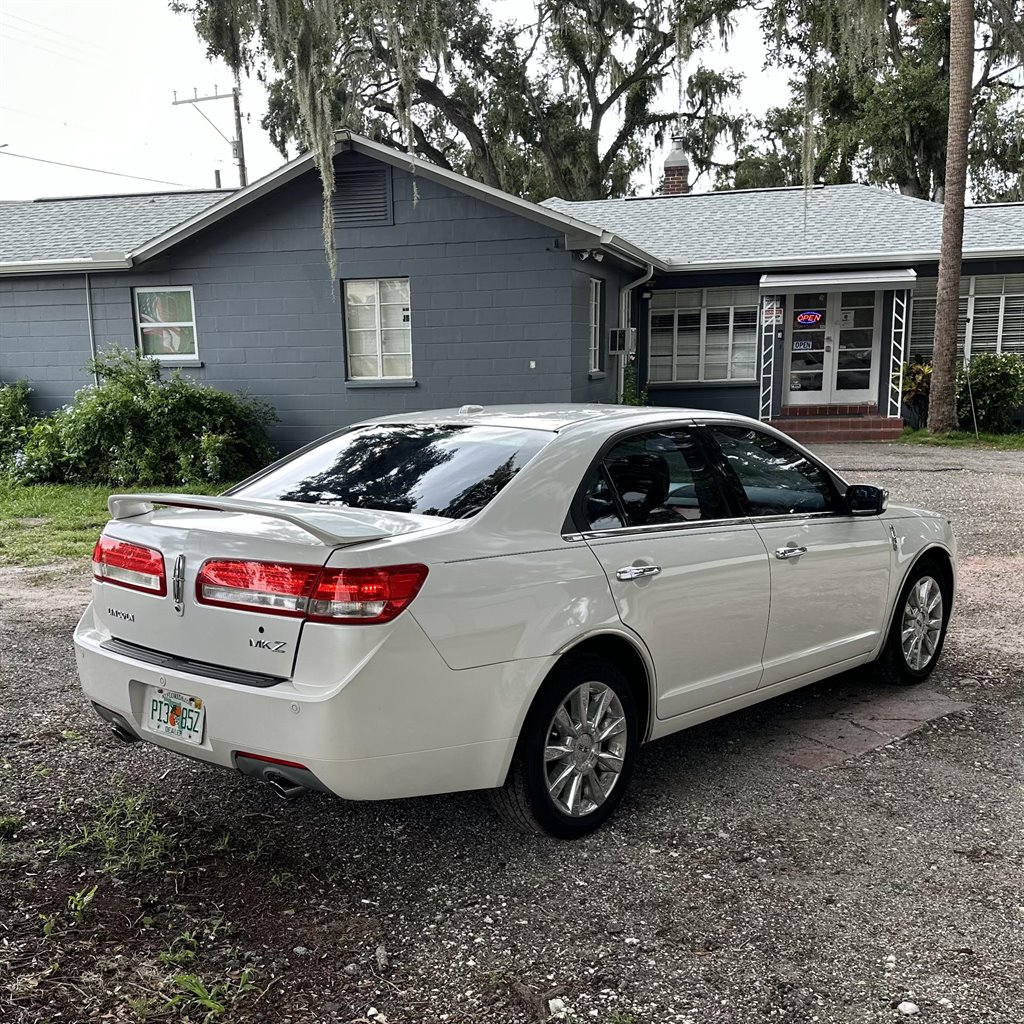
[543,184,1024,269]
[0,190,229,264]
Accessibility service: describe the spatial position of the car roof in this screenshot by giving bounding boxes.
[367,403,761,433]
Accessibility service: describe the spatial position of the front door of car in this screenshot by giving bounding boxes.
[705,424,892,686]
[577,426,770,720]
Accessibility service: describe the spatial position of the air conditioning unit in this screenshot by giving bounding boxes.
[608,327,636,355]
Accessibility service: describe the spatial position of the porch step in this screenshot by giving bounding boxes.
[769,415,904,444]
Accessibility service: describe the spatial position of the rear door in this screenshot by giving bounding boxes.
[579,425,770,720]
[704,423,892,686]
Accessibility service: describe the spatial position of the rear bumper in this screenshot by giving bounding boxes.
[74,605,550,801]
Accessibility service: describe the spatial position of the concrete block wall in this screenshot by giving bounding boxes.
[0,275,93,411]
[2,152,610,450]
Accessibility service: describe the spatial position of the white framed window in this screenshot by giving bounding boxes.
[648,287,758,383]
[589,278,603,372]
[909,274,1024,360]
[133,286,198,360]
[343,278,412,380]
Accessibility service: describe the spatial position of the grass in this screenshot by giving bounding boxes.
[898,427,1024,450]
[0,481,228,567]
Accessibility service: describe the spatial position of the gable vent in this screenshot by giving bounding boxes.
[332,167,392,226]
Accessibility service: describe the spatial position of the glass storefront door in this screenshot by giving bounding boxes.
[784,291,881,405]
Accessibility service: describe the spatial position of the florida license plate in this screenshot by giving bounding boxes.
[146,688,205,745]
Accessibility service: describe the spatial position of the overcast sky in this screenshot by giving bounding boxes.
[0,0,789,202]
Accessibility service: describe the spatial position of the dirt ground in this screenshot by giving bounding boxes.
[1,443,1022,1024]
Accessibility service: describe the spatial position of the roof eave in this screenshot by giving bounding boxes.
[0,257,132,276]
[658,245,1024,273]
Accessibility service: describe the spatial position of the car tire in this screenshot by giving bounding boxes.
[875,559,951,686]
[489,656,638,839]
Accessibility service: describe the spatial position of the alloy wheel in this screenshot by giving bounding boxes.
[543,681,628,817]
[901,576,944,671]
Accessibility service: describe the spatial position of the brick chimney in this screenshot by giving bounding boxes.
[662,136,690,195]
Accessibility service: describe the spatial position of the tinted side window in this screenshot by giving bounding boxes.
[710,425,837,516]
[581,429,728,530]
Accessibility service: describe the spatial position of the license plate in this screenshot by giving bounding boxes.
[146,688,205,745]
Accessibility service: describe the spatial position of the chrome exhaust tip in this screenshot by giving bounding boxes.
[266,772,306,801]
[110,721,140,744]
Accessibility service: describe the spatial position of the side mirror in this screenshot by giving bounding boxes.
[846,484,888,517]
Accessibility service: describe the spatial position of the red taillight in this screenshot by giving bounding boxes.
[195,560,428,625]
[195,560,320,617]
[308,565,429,624]
[93,537,167,595]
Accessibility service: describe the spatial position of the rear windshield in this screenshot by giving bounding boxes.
[233,423,552,518]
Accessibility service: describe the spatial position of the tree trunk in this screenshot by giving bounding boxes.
[927,0,973,434]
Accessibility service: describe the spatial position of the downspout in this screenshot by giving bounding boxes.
[618,263,655,399]
[84,272,99,385]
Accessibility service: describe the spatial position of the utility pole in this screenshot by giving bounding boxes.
[232,79,247,188]
[172,83,248,188]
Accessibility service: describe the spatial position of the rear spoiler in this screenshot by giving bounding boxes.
[107,493,395,547]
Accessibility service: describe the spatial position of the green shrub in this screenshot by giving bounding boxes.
[618,359,649,406]
[957,352,1024,434]
[0,380,36,473]
[18,349,278,486]
[898,360,932,429]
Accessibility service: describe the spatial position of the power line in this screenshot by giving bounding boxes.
[1,10,111,58]
[0,150,190,188]
[0,25,98,70]
[0,103,228,164]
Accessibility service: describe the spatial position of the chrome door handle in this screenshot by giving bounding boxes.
[616,565,662,581]
[775,545,808,560]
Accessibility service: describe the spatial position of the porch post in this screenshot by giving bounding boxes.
[759,293,784,421]
[889,288,910,418]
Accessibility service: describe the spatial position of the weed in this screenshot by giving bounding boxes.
[213,833,231,852]
[122,993,166,1020]
[0,814,22,839]
[158,930,198,968]
[269,870,294,888]
[60,728,84,743]
[168,968,259,1022]
[68,883,98,923]
[40,912,60,939]
[608,1013,638,1024]
[242,836,266,863]
[58,794,167,873]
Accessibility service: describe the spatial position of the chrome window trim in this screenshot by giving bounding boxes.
[562,515,752,542]
[746,511,840,525]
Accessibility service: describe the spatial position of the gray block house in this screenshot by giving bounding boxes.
[2,130,1023,448]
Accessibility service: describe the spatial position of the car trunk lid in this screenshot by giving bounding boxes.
[93,494,441,677]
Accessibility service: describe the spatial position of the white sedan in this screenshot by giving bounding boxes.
[75,405,955,838]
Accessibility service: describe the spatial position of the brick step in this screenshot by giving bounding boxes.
[777,403,879,418]
[769,416,904,444]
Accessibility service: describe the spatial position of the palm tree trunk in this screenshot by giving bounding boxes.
[927,0,974,433]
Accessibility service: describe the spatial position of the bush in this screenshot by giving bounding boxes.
[899,360,932,429]
[17,349,278,486]
[957,352,1024,434]
[0,380,36,473]
[618,359,649,406]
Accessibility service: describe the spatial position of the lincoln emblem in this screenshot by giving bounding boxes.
[172,554,186,615]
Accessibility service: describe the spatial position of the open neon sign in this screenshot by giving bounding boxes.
[796,311,824,325]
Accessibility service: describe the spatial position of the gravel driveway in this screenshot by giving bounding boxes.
[1,443,1021,1023]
